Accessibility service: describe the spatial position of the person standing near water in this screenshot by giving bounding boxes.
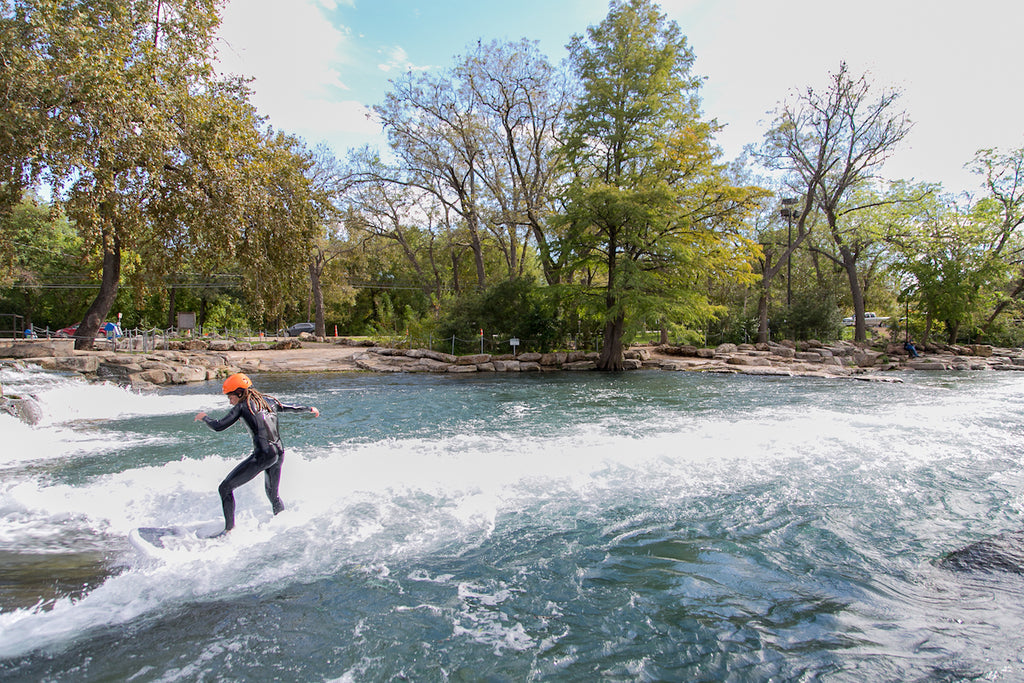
[195,373,319,535]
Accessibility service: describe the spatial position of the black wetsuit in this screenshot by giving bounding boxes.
[202,397,313,531]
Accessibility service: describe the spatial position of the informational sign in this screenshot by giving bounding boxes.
[177,312,196,331]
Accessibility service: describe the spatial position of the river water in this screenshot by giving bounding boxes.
[1,363,1024,681]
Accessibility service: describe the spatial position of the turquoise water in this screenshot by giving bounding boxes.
[2,365,1024,680]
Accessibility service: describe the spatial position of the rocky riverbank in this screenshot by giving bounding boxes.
[3,336,1024,395]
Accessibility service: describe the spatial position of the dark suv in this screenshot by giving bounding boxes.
[283,322,315,337]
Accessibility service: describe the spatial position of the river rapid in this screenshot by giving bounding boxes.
[1,364,1024,681]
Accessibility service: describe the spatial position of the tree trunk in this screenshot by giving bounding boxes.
[450,249,461,294]
[309,260,325,337]
[946,321,960,345]
[757,289,770,344]
[756,254,773,343]
[598,311,626,371]
[842,249,867,343]
[167,285,178,329]
[468,214,486,289]
[74,232,121,351]
[598,224,625,371]
[979,270,1024,340]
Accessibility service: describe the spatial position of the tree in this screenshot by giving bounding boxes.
[558,0,762,370]
[9,0,227,348]
[0,195,87,328]
[3,1,327,346]
[0,1,48,255]
[886,188,1004,343]
[760,63,912,342]
[458,39,572,284]
[374,39,569,291]
[968,145,1024,337]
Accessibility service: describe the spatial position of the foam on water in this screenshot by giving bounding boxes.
[2,367,1024,675]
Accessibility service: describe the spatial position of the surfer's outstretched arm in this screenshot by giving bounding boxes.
[195,402,244,431]
[274,399,320,418]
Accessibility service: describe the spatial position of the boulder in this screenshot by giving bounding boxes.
[138,369,169,384]
[168,366,209,384]
[770,346,796,359]
[625,348,651,361]
[457,354,491,366]
[407,348,457,364]
[541,352,568,366]
[853,350,883,367]
[448,364,478,373]
[726,355,771,366]
[907,359,949,371]
[1,395,42,425]
[563,360,597,371]
[54,356,101,373]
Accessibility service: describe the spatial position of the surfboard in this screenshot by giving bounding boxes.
[939,529,1024,574]
[128,520,225,556]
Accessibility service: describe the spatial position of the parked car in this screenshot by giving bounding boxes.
[282,322,316,337]
[842,312,891,327]
[55,322,122,338]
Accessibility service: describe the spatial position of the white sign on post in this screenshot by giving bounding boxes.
[510,337,520,355]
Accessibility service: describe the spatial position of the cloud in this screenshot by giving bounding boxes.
[659,0,1024,193]
[215,0,359,133]
[377,45,433,74]
[377,45,411,73]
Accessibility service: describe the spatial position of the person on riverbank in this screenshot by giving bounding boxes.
[194,373,319,535]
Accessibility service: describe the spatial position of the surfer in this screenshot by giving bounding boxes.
[195,373,319,535]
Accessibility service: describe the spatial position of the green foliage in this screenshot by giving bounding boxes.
[0,196,93,327]
[6,1,1024,352]
[776,290,844,341]
[436,278,562,352]
[558,0,764,368]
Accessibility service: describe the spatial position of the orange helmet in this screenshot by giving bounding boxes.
[222,373,253,395]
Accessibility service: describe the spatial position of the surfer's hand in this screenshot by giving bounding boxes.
[194,412,207,422]
[310,407,320,417]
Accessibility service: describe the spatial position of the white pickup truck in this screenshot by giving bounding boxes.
[842,312,890,327]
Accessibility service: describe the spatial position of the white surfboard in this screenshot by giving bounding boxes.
[128,520,225,556]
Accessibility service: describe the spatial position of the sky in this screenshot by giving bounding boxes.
[214,0,1024,196]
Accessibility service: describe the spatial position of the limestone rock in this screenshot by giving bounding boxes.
[54,356,101,373]
[457,354,491,365]
[541,352,568,366]
[726,355,771,366]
